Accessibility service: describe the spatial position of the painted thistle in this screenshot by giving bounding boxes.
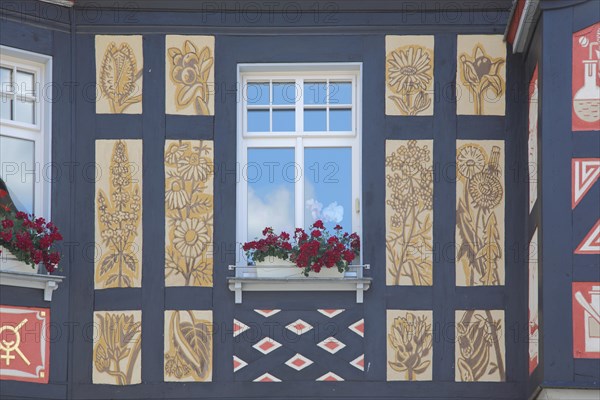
[168,41,214,115]
[459,45,505,115]
[96,140,141,288]
[385,140,433,286]
[456,310,505,382]
[165,140,214,287]
[99,42,143,113]
[93,312,142,385]
[386,46,433,115]
[456,143,504,286]
[388,313,433,381]
[164,311,212,382]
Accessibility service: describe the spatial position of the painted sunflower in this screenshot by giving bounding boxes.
[173,218,210,258]
[387,46,432,95]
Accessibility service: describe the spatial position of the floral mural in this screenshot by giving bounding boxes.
[93,311,142,385]
[572,22,600,131]
[166,36,215,115]
[456,140,505,286]
[165,140,214,286]
[95,140,142,289]
[455,310,505,382]
[457,35,506,116]
[385,140,433,286]
[387,310,433,381]
[164,310,213,382]
[95,35,143,114]
[385,36,434,116]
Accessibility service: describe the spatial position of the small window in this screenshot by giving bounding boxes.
[0,46,51,218]
[237,64,362,266]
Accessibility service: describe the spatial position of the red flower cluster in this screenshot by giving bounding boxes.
[242,227,293,263]
[0,193,63,272]
[243,220,361,276]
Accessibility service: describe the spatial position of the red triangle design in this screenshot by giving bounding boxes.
[572,159,600,209]
[575,220,600,254]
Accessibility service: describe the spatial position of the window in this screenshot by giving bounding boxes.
[0,46,52,218]
[236,63,362,264]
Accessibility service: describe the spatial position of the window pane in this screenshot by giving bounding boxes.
[15,99,35,124]
[304,147,352,232]
[329,109,352,131]
[272,82,296,105]
[16,71,35,97]
[329,82,352,105]
[0,95,12,120]
[304,82,326,105]
[247,148,295,240]
[247,82,269,105]
[272,109,295,132]
[0,68,12,92]
[304,109,326,131]
[0,136,35,215]
[247,110,269,132]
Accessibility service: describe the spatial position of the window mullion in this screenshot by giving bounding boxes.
[295,136,304,230]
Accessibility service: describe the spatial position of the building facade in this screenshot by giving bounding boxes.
[0,1,598,399]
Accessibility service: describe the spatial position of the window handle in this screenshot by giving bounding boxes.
[355,198,360,214]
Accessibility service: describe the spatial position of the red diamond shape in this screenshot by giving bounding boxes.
[234,359,241,369]
[294,323,305,330]
[292,358,305,367]
[325,341,339,351]
[259,341,274,351]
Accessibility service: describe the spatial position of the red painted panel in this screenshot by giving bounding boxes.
[0,305,50,383]
[572,22,600,131]
[573,282,600,358]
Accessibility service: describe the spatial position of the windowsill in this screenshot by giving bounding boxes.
[227,275,372,304]
[0,270,65,301]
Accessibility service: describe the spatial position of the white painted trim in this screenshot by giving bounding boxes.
[236,63,363,275]
[0,45,53,220]
[0,271,64,301]
[535,389,600,400]
[227,277,372,304]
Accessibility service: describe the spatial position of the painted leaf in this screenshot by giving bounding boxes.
[173,311,212,380]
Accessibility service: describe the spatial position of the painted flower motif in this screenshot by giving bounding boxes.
[468,172,503,210]
[99,42,142,114]
[387,47,432,95]
[165,180,190,210]
[459,45,505,115]
[173,218,210,258]
[177,152,211,181]
[169,41,213,115]
[165,142,189,164]
[388,313,432,381]
[457,145,486,180]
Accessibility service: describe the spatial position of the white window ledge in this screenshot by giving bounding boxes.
[535,389,600,400]
[227,276,372,304]
[0,271,65,301]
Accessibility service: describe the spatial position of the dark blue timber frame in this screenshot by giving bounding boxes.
[0,0,597,399]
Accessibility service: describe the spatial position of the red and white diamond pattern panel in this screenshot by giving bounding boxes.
[285,353,314,371]
[253,373,281,382]
[348,319,364,337]
[317,372,344,381]
[253,337,282,355]
[233,308,365,382]
[350,354,365,371]
[233,356,248,372]
[285,319,313,335]
[233,319,250,337]
[317,337,346,354]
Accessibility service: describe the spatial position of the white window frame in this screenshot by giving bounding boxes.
[0,45,52,219]
[236,63,363,268]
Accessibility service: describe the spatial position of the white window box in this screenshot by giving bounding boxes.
[227,264,371,304]
[1,250,64,301]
